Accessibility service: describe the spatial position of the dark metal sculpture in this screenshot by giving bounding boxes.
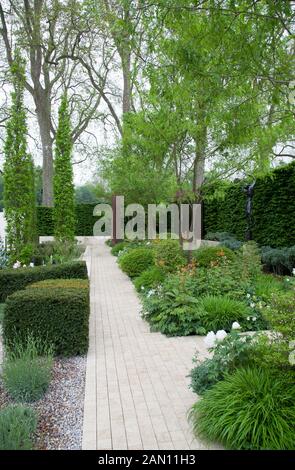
[244,181,256,241]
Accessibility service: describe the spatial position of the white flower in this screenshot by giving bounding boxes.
[141,286,145,291]
[246,293,251,299]
[247,316,250,321]
[29,262,34,267]
[13,260,21,269]
[252,316,257,321]
[286,278,290,282]
[23,264,26,268]
[232,322,241,330]
[216,330,227,342]
[250,302,255,308]
[292,268,295,276]
[204,331,216,348]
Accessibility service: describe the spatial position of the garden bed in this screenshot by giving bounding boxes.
[0,354,86,450]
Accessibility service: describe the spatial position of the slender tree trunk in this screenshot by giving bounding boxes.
[193,124,207,202]
[34,90,54,206]
[122,51,131,115]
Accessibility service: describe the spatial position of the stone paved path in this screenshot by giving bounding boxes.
[82,239,217,450]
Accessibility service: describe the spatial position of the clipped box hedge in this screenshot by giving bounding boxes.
[3,286,90,356]
[27,278,89,290]
[0,261,88,302]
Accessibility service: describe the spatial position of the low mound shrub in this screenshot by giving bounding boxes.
[205,232,242,251]
[3,286,90,356]
[261,245,295,275]
[197,295,251,332]
[2,336,53,402]
[134,266,165,292]
[189,367,295,450]
[154,239,186,272]
[193,246,235,268]
[0,261,88,302]
[0,405,37,450]
[119,247,154,278]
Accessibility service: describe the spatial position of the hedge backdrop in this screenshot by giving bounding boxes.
[37,163,295,247]
[203,162,295,247]
[37,203,103,237]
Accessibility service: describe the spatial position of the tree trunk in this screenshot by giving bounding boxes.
[122,51,131,115]
[34,91,54,206]
[193,125,207,202]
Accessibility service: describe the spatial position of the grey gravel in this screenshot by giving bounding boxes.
[34,356,86,450]
[0,351,86,450]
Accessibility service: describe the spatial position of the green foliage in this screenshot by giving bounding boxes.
[141,276,206,336]
[253,273,285,301]
[0,303,4,324]
[189,367,295,450]
[265,290,295,343]
[75,203,104,236]
[37,204,104,236]
[197,295,251,332]
[2,336,53,402]
[75,182,109,204]
[261,245,295,275]
[111,241,128,256]
[0,174,4,211]
[0,237,8,268]
[134,266,165,292]
[3,51,36,260]
[205,232,243,250]
[190,331,260,395]
[17,243,34,265]
[33,239,84,265]
[0,405,37,450]
[192,265,246,299]
[193,246,235,268]
[3,284,90,356]
[190,359,224,396]
[27,278,89,290]
[237,242,262,281]
[119,247,154,278]
[37,207,54,236]
[154,239,186,272]
[0,260,88,302]
[204,163,295,247]
[101,146,177,206]
[53,94,75,242]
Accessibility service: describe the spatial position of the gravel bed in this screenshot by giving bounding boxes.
[0,355,86,450]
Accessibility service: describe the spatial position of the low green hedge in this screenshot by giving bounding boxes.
[27,279,89,290]
[3,286,90,356]
[0,261,88,302]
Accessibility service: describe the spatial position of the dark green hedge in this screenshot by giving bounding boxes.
[204,163,295,247]
[37,207,54,236]
[37,203,103,236]
[3,287,90,356]
[0,261,88,302]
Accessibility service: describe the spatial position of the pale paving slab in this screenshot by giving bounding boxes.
[82,239,219,450]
